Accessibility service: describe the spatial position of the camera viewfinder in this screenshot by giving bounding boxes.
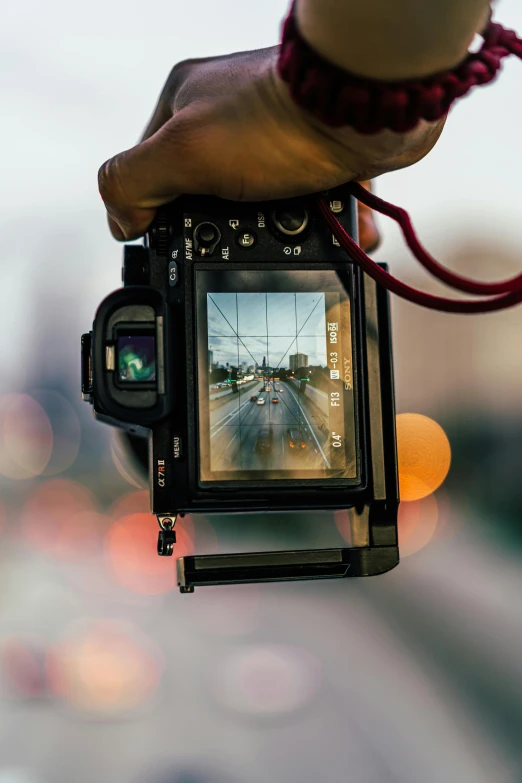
[116,333,156,384]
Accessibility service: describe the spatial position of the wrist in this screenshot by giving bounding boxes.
[296,0,492,80]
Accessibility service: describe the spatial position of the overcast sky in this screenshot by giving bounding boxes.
[208,293,326,337]
[208,292,327,367]
[2,0,522,391]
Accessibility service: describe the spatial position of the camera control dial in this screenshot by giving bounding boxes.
[272,208,309,237]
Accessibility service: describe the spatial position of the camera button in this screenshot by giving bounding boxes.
[272,208,309,236]
[194,222,221,256]
[168,259,179,286]
[236,231,256,249]
[329,199,344,214]
[173,435,182,459]
[198,224,218,244]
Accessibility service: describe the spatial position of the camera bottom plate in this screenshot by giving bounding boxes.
[176,545,399,592]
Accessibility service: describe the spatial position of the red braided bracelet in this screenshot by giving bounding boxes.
[278,2,522,133]
[277,3,522,313]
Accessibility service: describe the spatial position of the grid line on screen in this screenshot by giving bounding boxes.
[208,292,329,473]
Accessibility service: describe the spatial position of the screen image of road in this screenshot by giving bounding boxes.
[196,272,357,482]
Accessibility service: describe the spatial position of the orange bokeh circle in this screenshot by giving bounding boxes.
[46,620,163,713]
[21,478,103,559]
[396,413,451,501]
[109,490,150,519]
[398,493,439,557]
[105,512,193,595]
[109,491,196,542]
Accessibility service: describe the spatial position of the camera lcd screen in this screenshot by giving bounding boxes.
[117,334,156,383]
[196,269,358,484]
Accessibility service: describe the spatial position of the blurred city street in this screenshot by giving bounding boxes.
[1,0,522,781]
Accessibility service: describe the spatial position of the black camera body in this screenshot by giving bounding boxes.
[83,185,399,590]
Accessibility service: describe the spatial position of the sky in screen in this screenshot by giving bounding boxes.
[207,292,327,368]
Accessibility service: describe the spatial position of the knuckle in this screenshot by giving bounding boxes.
[168,56,210,79]
[164,57,211,102]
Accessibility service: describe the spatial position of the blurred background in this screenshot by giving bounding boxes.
[1,0,521,781]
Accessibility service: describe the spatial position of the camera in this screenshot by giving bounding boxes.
[82,185,399,591]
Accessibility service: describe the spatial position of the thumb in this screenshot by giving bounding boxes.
[98,113,204,240]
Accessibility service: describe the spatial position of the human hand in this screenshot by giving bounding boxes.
[98,46,444,246]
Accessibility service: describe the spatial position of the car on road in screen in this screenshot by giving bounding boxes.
[250,395,258,402]
[271,397,279,404]
[286,428,307,451]
[255,428,273,453]
[256,397,266,405]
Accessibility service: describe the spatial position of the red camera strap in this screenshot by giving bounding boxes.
[318,186,522,314]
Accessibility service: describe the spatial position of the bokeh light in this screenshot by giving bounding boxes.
[110,490,150,519]
[396,413,451,501]
[105,513,193,595]
[211,644,322,717]
[0,394,53,479]
[21,478,104,560]
[333,509,352,546]
[398,493,440,557]
[0,637,47,699]
[46,620,164,716]
[110,492,196,543]
[30,390,81,475]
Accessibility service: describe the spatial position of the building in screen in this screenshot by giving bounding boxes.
[289,353,308,372]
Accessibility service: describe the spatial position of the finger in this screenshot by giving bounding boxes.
[357,180,380,253]
[140,96,172,144]
[101,65,189,240]
[101,99,173,241]
[139,60,204,143]
[98,111,206,240]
